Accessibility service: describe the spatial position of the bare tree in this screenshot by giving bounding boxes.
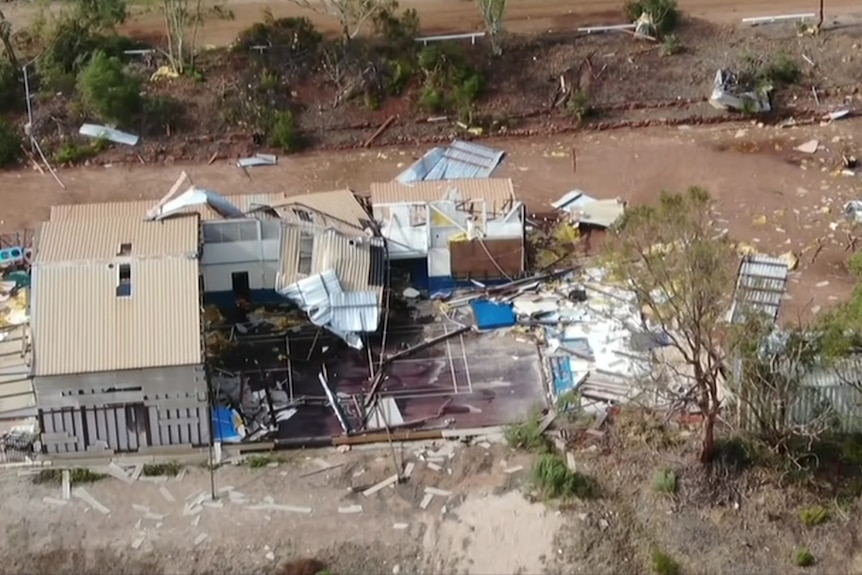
[602,187,737,463]
[732,317,836,456]
[817,0,824,31]
[288,0,392,44]
[160,0,233,74]
[475,0,506,56]
[0,10,20,69]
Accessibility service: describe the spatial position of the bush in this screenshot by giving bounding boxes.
[52,139,110,164]
[420,85,444,113]
[142,461,182,476]
[532,454,599,500]
[661,33,684,56]
[236,15,322,55]
[799,505,829,527]
[0,119,23,168]
[267,110,304,153]
[651,550,680,575]
[567,90,595,121]
[793,547,815,567]
[761,53,801,86]
[0,61,22,114]
[505,410,552,452]
[77,50,142,126]
[142,96,186,135]
[372,5,420,53]
[652,469,678,493]
[624,0,680,35]
[416,44,484,116]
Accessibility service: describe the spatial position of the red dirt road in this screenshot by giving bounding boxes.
[5,0,861,47]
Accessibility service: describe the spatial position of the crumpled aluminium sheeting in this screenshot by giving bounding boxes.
[277,269,380,349]
[708,69,772,113]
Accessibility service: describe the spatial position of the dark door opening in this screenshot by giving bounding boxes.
[231,271,251,302]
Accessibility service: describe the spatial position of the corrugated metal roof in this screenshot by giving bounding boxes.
[728,254,789,324]
[264,190,374,235]
[370,178,516,215]
[36,217,199,263]
[396,140,505,183]
[32,257,202,376]
[277,227,385,296]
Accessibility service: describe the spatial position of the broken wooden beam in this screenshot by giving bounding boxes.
[363,115,397,148]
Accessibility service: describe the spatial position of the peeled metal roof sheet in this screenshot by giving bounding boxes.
[729,254,789,324]
[396,140,505,183]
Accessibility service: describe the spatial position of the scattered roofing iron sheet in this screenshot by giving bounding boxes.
[576,199,626,228]
[237,153,278,168]
[371,178,516,214]
[551,190,597,211]
[396,140,505,183]
[78,123,139,146]
[277,269,380,349]
[728,254,789,324]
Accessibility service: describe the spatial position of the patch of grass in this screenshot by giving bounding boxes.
[267,110,305,153]
[793,547,815,567]
[661,33,684,56]
[247,454,275,468]
[651,549,681,575]
[34,468,107,484]
[799,505,830,527]
[52,138,110,164]
[712,436,762,471]
[760,53,801,86]
[566,90,596,122]
[532,453,599,500]
[505,410,552,452]
[652,468,678,494]
[142,461,182,477]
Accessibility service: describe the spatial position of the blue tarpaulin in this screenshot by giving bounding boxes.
[470,300,516,330]
[211,406,243,443]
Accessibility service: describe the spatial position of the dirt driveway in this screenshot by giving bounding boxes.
[1,440,555,575]
[4,0,862,46]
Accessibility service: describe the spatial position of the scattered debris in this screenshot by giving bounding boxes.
[795,139,819,154]
[236,153,278,168]
[131,536,145,550]
[363,474,400,497]
[72,487,110,515]
[364,116,397,148]
[78,123,140,146]
[503,465,524,474]
[709,69,771,113]
[393,522,409,530]
[194,533,208,546]
[338,505,363,514]
[419,493,434,509]
[424,487,453,497]
[246,503,313,514]
[43,496,68,506]
[158,486,176,503]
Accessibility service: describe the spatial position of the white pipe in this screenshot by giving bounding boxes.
[742,13,815,24]
[577,24,636,34]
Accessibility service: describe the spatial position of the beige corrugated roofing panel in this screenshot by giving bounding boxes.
[370,178,516,213]
[0,324,35,416]
[50,191,370,227]
[278,228,383,297]
[36,217,199,263]
[32,257,202,376]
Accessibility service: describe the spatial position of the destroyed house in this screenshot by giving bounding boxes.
[370,178,525,291]
[30,214,208,454]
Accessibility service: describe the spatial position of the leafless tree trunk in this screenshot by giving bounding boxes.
[817,0,824,31]
[475,0,506,55]
[0,10,20,69]
[288,0,391,44]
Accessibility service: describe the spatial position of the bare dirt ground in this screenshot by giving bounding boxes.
[3,413,862,575]
[4,117,861,319]
[5,0,862,45]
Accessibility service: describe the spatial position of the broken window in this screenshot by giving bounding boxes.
[292,208,313,223]
[116,263,132,297]
[297,231,313,276]
[409,204,427,227]
[117,242,132,256]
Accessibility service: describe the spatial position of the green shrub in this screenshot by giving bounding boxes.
[52,139,110,164]
[386,59,414,96]
[532,454,599,500]
[567,90,595,121]
[661,33,684,56]
[76,50,142,125]
[651,549,681,575]
[267,110,303,153]
[236,15,322,55]
[247,454,274,468]
[652,469,678,494]
[143,461,182,476]
[761,53,801,86]
[0,61,22,113]
[142,96,186,135]
[799,505,829,527]
[34,468,107,484]
[373,5,420,53]
[624,0,680,35]
[793,547,815,567]
[505,410,551,452]
[0,119,22,168]
[420,85,444,113]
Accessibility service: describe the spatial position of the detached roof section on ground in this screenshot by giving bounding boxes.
[31,216,202,377]
[396,140,505,183]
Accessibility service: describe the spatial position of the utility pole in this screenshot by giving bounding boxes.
[817,0,824,31]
